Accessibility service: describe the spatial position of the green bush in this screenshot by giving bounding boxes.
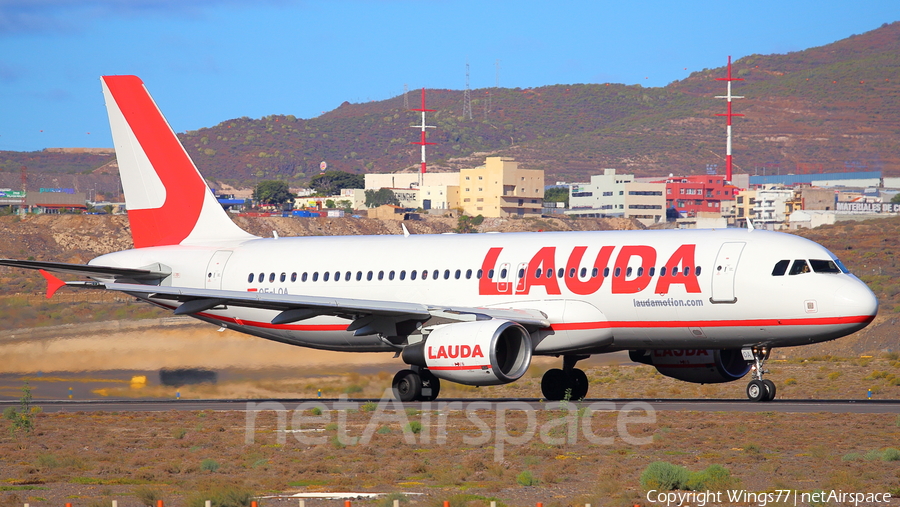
[133,486,163,507]
[200,459,221,472]
[686,464,734,490]
[842,452,862,461]
[640,461,691,491]
[516,470,537,486]
[186,485,254,507]
[405,421,423,434]
[882,448,900,461]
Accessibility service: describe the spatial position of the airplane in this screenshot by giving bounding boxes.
[0,76,878,403]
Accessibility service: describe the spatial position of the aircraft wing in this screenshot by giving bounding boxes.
[104,282,550,335]
[0,259,169,282]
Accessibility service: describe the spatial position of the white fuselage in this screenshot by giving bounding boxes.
[91,228,878,355]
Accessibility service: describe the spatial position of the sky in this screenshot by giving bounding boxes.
[1,0,899,152]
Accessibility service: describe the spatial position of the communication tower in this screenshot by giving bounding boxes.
[715,56,744,182]
[410,88,436,187]
[403,84,409,110]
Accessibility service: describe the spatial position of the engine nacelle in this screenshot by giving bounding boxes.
[629,349,751,384]
[402,320,532,386]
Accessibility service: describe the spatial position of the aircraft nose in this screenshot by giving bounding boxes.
[834,278,879,320]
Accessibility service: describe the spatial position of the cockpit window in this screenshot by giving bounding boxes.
[832,257,850,274]
[789,259,811,275]
[772,260,790,276]
[809,259,841,273]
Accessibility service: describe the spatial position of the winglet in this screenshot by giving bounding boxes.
[402,224,410,238]
[40,269,66,299]
[747,218,755,231]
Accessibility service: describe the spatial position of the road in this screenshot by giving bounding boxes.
[2,397,897,414]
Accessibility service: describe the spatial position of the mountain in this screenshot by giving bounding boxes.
[4,21,900,188]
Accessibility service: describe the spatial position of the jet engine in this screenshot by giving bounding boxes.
[402,320,532,386]
[629,349,751,384]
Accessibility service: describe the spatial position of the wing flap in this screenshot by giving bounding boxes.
[0,259,169,282]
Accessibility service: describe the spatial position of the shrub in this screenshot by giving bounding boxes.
[186,485,254,507]
[640,461,690,491]
[516,470,537,486]
[200,459,221,472]
[784,378,797,385]
[842,453,862,461]
[310,406,323,416]
[172,428,187,439]
[133,486,162,507]
[360,401,378,412]
[404,421,423,434]
[882,448,900,461]
[686,464,734,490]
[864,449,883,461]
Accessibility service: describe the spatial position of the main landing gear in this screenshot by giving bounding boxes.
[541,354,590,401]
[745,347,776,402]
[392,367,441,402]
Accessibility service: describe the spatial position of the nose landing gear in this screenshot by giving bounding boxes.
[745,347,776,402]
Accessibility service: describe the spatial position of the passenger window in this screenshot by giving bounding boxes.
[660,267,667,277]
[400,270,406,280]
[247,273,254,283]
[345,271,351,281]
[614,267,621,277]
[421,270,427,280]
[356,271,362,281]
[269,273,276,283]
[558,268,564,278]
[280,273,286,283]
[580,267,587,278]
[772,260,789,276]
[500,268,507,278]
[626,267,633,277]
[603,267,610,277]
[334,271,340,281]
[672,267,678,277]
[477,269,483,279]
[455,269,461,279]
[810,259,841,273]
[323,272,330,282]
[488,269,495,279]
[465,269,472,279]
[518,268,525,278]
[649,267,655,277]
[389,270,395,280]
[444,270,450,280]
[367,271,373,281]
[411,270,417,280]
[433,269,439,280]
[568,268,576,278]
[695,266,701,276]
[312,272,318,282]
[789,260,811,275]
[637,267,644,277]
[534,268,542,278]
[546,268,553,278]
[683,267,689,276]
[378,271,384,280]
[592,267,598,278]
[291,272,297,282]
[302,272,308,282]
[258,273,264,283]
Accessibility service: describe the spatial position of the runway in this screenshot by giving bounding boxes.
[2,397,897,414]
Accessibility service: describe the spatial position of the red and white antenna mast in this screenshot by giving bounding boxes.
[410,88,436,187]
[715,56,744,182]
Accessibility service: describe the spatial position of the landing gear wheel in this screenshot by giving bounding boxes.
[762,379,776,401]
[569,368,589,400]
[541,368,567,401]
[747,379,767,402]
[392,369,422,402]
[418,370,441,402]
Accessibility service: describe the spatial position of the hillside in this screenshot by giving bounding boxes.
[3,22,900,190]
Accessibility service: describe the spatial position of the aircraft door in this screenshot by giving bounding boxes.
[710,242,745,303]
[497,262,511,294]
[205,250,233,290]
[514,262,529,294]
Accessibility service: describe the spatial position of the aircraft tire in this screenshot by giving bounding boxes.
[419,369,441,402]
[541,368,567,401]
[746,379,767,402]
[568,368,589,400]
[392,369,422,402]
[762,379,776,401]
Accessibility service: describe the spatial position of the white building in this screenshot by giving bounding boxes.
[567,169,635,217]
[754,187,794,230]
